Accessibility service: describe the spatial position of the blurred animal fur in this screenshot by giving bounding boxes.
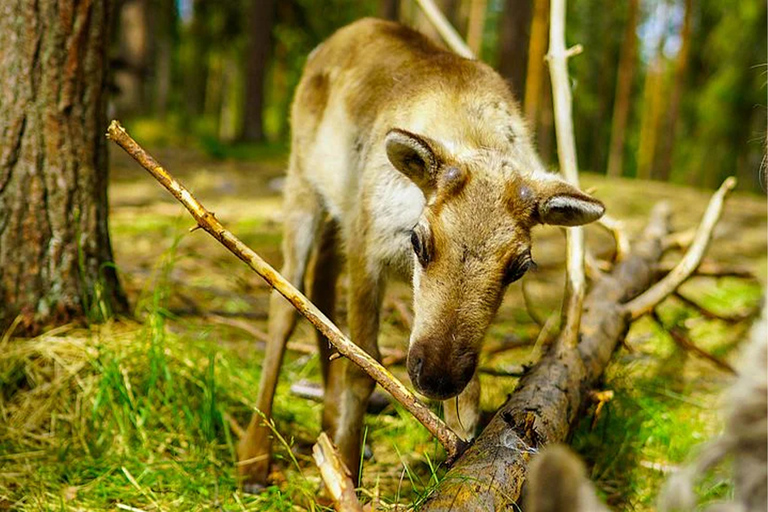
[525,301,767,512]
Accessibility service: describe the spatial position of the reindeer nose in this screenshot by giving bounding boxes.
[407,344,469,400]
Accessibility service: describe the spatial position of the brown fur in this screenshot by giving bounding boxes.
[237,18,604,491]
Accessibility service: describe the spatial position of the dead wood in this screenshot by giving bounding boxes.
[623,177,736,320]
[422,173,736,509]
[546,0,587,350]
[313,432,363,512]
[420,202,672,510]
[651,310,738,375]
[106,120,466,464]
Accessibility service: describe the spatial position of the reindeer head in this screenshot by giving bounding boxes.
[386,128,605,400]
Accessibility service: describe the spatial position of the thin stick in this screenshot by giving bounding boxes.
[313,433,363,512]
[650,310,737,375]
[414,0,475,59]
[623,177,737,320]
[106,120,465,462]
[597,214,630,262]
[655,260,755,280]
[673,291,751,324]
[547,0,586,349]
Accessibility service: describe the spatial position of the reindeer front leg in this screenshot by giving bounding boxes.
[334,253,384,484]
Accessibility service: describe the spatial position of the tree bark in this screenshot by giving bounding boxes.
[241,0,276,142]
[606,0,639,178]
[497,0,533,102]
[655,0,693,182]
[420,203,672,511]
[0,0,127,335]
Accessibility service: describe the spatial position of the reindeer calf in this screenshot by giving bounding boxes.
[237,18,604,491]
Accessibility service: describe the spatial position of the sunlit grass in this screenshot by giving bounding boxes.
[2,154,765,510]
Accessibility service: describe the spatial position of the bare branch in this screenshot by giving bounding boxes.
[414,0,475,59]
[313,433,363,512]
[547,0,586,349]
[623,177,737,320]
[651,310,737,375]
[106,120,466,463]
[597,214,631,262]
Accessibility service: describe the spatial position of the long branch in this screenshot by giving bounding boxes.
[414,0,475,59]
[623,177,737,320]
[547,0,586,349]
[105,120,465,462]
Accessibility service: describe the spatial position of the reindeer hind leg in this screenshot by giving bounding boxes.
[238,174,322,492]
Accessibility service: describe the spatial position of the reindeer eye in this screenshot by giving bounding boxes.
[411,229,430,267]
[503,253,536,285]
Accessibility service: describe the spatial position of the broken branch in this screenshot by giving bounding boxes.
[106,120,465,463]
[313,433,363,512]
[651,310,737,375]
[623,177,737,320]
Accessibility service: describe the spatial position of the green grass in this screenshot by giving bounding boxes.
[2,154,765,510]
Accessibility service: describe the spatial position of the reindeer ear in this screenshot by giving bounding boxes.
[385,129,440,191]
[537,180,605,226]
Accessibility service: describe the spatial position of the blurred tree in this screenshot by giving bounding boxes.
[466,0,488,55]
[656,0,692,181]
[149,0,178,117]
[241,0,276,142]
[637,47,666,180]
[497,0,533,101]
[677,0,766,189]
[523,0,548,125]
[183,0,212,117]
[606,0,639,178]
[379,0,400,20]
[114,0,150,116]
[0,0,127,335]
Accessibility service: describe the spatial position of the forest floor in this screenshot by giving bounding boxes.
[1,138,765,511]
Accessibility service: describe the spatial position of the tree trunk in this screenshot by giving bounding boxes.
[524,0,549,125]
[655,0,693,182]
[183,0,210,118]
[466,0,488,56]
[0,0,127,335]
[606,0,639,178]
[421,203,671,510]
[150,0,176,118]
[241,0,276,142]
[379,0,400,21]
[497,0,533,102]
[637,4,668,181]
[114,0,149,117]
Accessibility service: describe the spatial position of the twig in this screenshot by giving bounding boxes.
[313,433,363,512]
[650,310,737,375]
[673,291,752,324]
[414,0,475,59]
[623,177,737,320]
[547,0,586,349]
[597,214,630,262]
[655,260,755,280]
[106,120,466,462]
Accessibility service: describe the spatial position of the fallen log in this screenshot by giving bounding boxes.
[421,202,671,510]
[422,175,735,510]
